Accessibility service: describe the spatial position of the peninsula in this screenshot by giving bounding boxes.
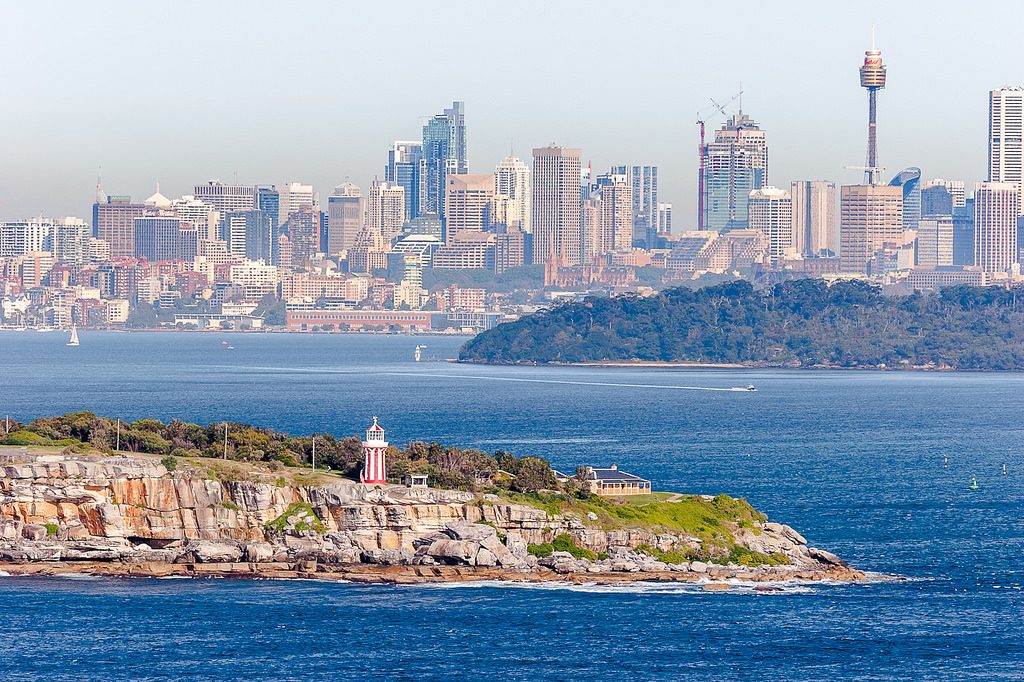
[0,413,862,585]
[459,279,1024,370]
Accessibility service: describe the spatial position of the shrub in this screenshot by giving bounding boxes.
[44,523,58,537]
[222,500,241,512]
[265,502,326,534]
[161,455,178,472]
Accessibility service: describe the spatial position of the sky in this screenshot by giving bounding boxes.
[3,0,1023,226]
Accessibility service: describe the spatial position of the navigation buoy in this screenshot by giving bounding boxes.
[968,476,978,491]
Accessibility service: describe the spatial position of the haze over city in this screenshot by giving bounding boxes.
[4,0,1022,221]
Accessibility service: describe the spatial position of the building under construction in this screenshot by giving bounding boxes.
[701,112,769,231]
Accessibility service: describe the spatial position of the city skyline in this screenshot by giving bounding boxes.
[5,1,1024,223]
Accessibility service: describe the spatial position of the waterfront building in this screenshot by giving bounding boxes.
[989,87,1024,211]
[532,145,583,265]
[582,464,652,496]
[278,182,316,225]
[748,186,794,264]
[889,168,922,232]
[494,156,531,232]
[193,181,257,214]
[361,417,388,485]
[974,182,1020,273]
[386,141,422,221]
[420,101,467,221]
[839,184,903,274]
[790,180,837,257]
[703,112,768,231]
[445,173,494,243]
[326,183,364,255]
[916,215,954,267]
[93,196,148,259]
[367,179,406,243]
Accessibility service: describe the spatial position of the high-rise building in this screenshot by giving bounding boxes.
[386,141,422,221]
[420,101,467,221]
[223,210,274,263]
[93,196,148,259]
[916,215,954,267]
[532,146,583,265]
[52,218,90,264]
[193,181,257,214]
[953,200,975,266]
[285,209,319,267]
[889,167,922,231]
[366,179,406,243]
[974,182,1020,273]
[598,176,633,253]
[988,87,1024,211]
[134,216,195,262]
[0,218,54,257]
[839,184,903,273]
[790,181,837,257]
[703,113,768,231]
[494,156,531,232]
[581,194,602,262]
[657,202,673,234]
[256,185,280,235]
[920,184,954,218]
[326,183,364,255]
[925,179,966,208]
[278,182,316,225]
[859,40,887,184]
[445,174,494,243]
[749,187,794,264]
[630,165,658,245]
[171,196,220,242]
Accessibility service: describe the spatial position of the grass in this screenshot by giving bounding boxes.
[528,534,598,561]
[264,502,326,535]
[499,490,775,563]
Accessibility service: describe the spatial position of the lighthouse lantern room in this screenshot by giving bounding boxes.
[361,417,389,485]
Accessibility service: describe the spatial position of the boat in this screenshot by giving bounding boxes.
[415,344,426,362]
[968,476,978,491]
[66,324,80,347]
[745,384,757,391]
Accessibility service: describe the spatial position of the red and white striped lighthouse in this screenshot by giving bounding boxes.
[360,417,388,485]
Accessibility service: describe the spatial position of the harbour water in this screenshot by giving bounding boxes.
[1,331,1023,680]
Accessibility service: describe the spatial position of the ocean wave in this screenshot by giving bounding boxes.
[0,570,10,577]
[54,573,101,581]
[475,438,618,445]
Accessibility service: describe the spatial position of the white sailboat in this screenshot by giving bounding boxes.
[67,324,80,347]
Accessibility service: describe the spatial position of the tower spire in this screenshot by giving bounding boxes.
[95,167,106,204]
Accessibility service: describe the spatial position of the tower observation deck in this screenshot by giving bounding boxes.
[860,45,887,185]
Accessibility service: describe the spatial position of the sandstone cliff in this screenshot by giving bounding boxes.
[0,449,858,582]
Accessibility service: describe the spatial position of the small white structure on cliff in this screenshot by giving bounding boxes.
[360,417,388,485]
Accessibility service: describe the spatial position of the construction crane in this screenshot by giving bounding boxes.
[696,90,742,230]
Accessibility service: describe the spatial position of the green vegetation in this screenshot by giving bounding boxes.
[528,534,598,561]
[460,279,1024,369]
[160,455,178,472]
[264,502,326,535]
[221,500,241,512]
[1,430,84,449]
[44,523,58,537]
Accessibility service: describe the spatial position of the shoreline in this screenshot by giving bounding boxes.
[0,560,868,586]
[454,358,984,372]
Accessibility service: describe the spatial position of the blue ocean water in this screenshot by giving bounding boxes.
[0,330,1022,680]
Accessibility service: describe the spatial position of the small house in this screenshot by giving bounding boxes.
[584,464,652,496]
[404,474,428,489]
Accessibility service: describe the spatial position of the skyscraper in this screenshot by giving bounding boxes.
[532,146,583,265]
[974,182,1020,273]
[920,184,954,218]
[386,141,422,221]
[445,174,494,243]
[278,182,316,225]
[989,87,1024,212]
[193,181,256,214]
[93,196,148,259]
[366,179,406,243]
[748,187,794,264]
[630,165,658,246]
[171,196,220,241]
[916,215,954,267]
[223,210,274,263]
[703,112,768,231]
[657,203,673,234]
[598,175,632,254]
[953,200,975,266]
[134,216,195,262]
[925,178,966,208]
[420,101,467,221]
[285,209,319,267]
[839,184,903,273]
[326,183,364,255]
[494,156,531,232]
[790,181,837,257]
[256,185,280,235]
[889,167,922,231]
[52,218,90,264]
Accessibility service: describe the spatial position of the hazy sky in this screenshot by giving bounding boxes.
[3,0,1023,226]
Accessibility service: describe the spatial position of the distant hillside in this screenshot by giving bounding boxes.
[459,280,1024,370]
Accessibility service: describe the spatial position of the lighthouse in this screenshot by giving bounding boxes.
[360,417,388,485]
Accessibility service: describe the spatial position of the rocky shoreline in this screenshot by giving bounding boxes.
[0,449,865,586]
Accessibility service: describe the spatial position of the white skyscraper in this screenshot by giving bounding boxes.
[791,181,838,257]
[989,87,1024,212]
[974,182,1020,273]
[494,156,531,233]
[366,179,406,243]
[749,187,794,264]
[279,182,316,225]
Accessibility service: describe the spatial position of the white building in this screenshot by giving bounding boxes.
[229,260,279,301]
[749,187,794,264]
[52,218,90,264]
[172,195,221,241]
[366,179,406,243]
[279,182,316,225]
[989,87,1024,212]
[0,218,53,257]
[657,202,673,234]
[193,181,256,214]
[916,215,954,267]
[494,156,531,232]
[974,182,1020,273]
